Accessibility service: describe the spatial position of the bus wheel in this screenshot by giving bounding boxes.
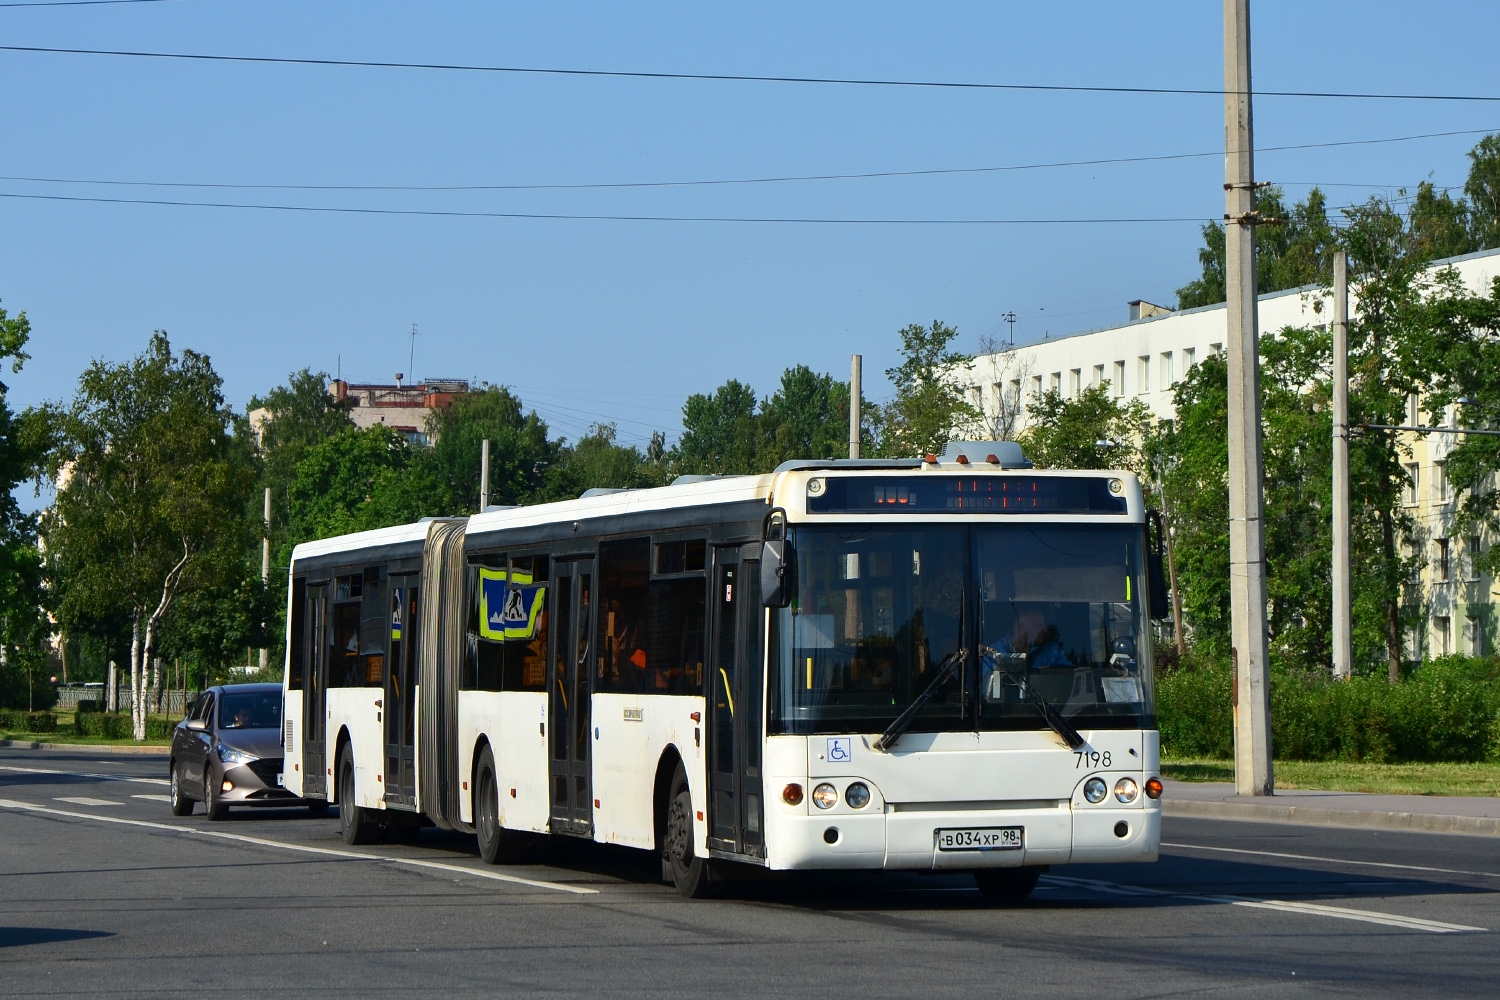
[338,747,379,845]
[475,746,526,864]
[664,765,712,899]
[973,866,1043,902]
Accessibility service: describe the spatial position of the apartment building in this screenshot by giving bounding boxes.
[971,246,1500,661]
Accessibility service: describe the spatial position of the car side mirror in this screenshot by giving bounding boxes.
[186,718,207,732]
[760,507,794,608]
[1146,510,1170,621]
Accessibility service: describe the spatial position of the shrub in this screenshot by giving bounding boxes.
[75,712,175,740]
[1156,666,1233,759]
[0,710,58,734]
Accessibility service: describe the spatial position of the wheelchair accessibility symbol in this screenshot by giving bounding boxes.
[827,737,852,762]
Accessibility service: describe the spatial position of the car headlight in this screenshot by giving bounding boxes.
[1083,777,1108,803]
[845,782,871,809]
[1114,777,1140,803]
[216,743,256,766]
[811,782,839,810]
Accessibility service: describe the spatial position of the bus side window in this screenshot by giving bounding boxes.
[288,577,306,690]
[597,539,650,694]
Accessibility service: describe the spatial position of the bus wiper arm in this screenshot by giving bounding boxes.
[873,647,967,753]
[980,645,1086,750]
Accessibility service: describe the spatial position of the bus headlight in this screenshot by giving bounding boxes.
[1114,777,1140,803]
[812,783,839,810]
[844,782,871,809]
[1083,778,1107,803]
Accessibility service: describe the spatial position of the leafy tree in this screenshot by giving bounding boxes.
[425,384,556,511]
[39,334,255,739]
[673,379,762,475]
[537,424,668,501]
[1176,186,1338,309]
[287,424,447,541]
[876,321,979,459]
[0,299,49,710]
[1019,383,1152,473]
[758,365,863,467]
[1409,180,1474,260]
[1465,133,1500,251]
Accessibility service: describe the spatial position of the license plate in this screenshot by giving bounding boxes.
[275,773,284,786]
[936,827,1023,851]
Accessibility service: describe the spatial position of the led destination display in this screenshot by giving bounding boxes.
[805,475,1128,515]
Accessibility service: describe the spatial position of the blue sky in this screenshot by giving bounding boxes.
[3,0,1498,462]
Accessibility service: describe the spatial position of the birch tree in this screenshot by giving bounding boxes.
[40,334,253,739]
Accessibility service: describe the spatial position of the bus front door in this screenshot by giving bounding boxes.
[384,577,419,808]
[706,544,766,859]
[549,557,595,837]
[303,582,329,798]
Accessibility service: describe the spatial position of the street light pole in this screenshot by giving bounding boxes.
[849,355,862,459]
[1332,251,1352,681]
[1224,0,1273,795]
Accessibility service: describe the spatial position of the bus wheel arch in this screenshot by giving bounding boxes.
[473,741,527,864]
[652,746,685,859]
[332,726,353,804]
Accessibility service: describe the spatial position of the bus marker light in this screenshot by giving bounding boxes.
[782,783,804,806]
[690,711,701,722]
[812,783,838,810]
[696,811,703,821]
[510,788,517,798]
[594,799,600,808]
[1114,777,1139,803]
[1144,777,1163,799]
[1083,778,1107,803]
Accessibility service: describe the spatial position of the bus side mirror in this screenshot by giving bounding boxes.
[761,539,794,608]
[1146,510,1170,621]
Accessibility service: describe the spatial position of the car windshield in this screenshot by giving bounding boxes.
[217,691,281,730]
[769,524,1153,735]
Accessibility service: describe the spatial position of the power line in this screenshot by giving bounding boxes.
[0,189,1211,224]
[0,0,186,6]
[5,43,1500,103]
[2,128,1492,194]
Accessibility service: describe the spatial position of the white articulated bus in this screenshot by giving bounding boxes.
[280,440,1169,898]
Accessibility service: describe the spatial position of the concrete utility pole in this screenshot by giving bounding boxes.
[849,355,862,459]
[1223,0,1273,796]
[480,439,491,510]
[260,487,271,673]
[1332,251,1353,681]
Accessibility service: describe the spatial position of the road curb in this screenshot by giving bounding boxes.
[0,739,170,755]
[1164,797,1500,837]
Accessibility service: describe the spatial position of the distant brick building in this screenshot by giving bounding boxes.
[328,378,469,446]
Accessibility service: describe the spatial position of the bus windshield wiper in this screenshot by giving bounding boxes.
[873,647,968,753]
[980,645,1086,750]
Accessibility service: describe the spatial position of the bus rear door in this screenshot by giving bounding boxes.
[549,557,595,836]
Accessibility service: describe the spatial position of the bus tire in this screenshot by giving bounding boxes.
[664,764,712,898]
[169,761,193,816]
[973,866,1043,902]
[338,747,379,845]
[474,746,526,864]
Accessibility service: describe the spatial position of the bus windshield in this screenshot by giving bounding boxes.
[770,524,1153,736]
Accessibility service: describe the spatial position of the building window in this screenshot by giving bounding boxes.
[1464,617,1481,657]
[1434,461,1447,502]
[1435,539,1450,582]
[1113,361,1125,396]
[1433,616,1451,657]
[1069,369,1081,399]
[1407,392,1421,427]
[1160,351,1174,387]
[1404,463,1420,506]
[1209,342,1223,356]
[1031,374,1043,398]
[1049,372,1062,394]
[1138,356,1150,394]
[1184,347,1196,370]
[1092,364,1104,388]
[1007,378,1021,410]
[1467,536,1483,581]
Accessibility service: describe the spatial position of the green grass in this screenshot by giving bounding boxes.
[1163,759,1500,797]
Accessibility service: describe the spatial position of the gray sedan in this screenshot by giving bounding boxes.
[168,683,327,819]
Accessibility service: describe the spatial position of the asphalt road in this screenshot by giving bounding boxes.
[2,747,1497,999]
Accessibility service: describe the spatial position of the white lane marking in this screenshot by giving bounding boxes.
[0,798,596,895]
[53,796,121,807]
[1163,841,1500,880]
[0,764,170,787]
[131,794,172,802]
[1043,874,1485,934]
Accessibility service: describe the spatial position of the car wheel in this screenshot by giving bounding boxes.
[203,768,228,822]
[169,762,193,817]
[338,747,378,845]
[973,866,1043,902]
[664,764,712,898]
[474,746,526,864]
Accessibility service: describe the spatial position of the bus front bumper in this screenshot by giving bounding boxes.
[764,800,1160,871]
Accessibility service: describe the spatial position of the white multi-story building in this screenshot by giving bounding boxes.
[970,246,1500,661]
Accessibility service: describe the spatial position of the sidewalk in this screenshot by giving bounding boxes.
[0,739,170,755]
[1163,778,1500,837]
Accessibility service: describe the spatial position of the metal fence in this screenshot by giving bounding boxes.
[54,685,195,717]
